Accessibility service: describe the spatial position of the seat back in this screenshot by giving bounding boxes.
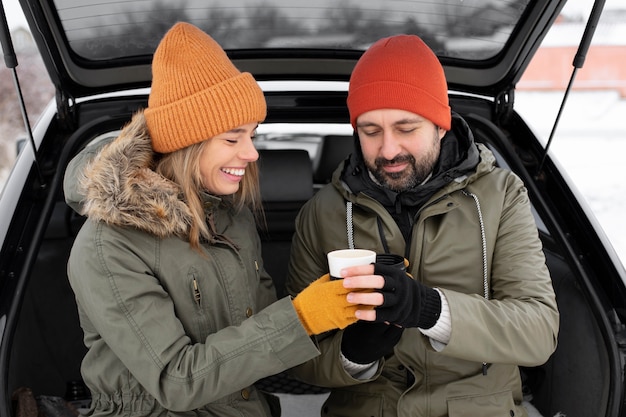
[313,134,354,185]
[258,149,313,298]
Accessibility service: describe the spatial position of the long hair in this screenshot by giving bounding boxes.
[155,140,263,251]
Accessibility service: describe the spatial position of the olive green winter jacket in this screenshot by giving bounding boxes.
[65,113,319,417]
[286,124,559,417]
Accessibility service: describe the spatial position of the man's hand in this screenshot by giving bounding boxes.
[342,263,441,329]
[341,321,404,364]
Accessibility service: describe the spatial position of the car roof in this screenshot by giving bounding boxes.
[19,0,566,99]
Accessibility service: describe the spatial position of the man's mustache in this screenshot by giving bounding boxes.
[375,154,415,167]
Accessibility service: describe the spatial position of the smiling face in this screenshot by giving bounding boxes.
[356,109,447,192]
[199,122,259,195]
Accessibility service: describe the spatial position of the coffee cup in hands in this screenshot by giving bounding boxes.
[327,249,376,280]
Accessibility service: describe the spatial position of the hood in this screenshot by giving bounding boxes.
[78,112,193,238]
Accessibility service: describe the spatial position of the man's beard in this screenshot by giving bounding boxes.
[365,137,440,193]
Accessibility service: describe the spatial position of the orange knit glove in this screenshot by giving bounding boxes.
[293,274,365,335]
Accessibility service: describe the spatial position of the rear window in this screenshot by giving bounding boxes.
[54,0,531,61]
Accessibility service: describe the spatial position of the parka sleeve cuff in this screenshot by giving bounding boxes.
[260,297,321,367]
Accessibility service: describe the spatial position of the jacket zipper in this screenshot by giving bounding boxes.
[192,277,201,308]
[348,191,491,375]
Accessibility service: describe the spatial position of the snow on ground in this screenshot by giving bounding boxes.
[516,90,626,267]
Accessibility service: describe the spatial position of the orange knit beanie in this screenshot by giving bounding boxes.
[347,35,451,131]
[144,22,267,153]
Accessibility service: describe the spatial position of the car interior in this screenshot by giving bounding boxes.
[6,91,611,417]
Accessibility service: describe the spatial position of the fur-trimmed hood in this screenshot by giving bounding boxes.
[77,111,193,239]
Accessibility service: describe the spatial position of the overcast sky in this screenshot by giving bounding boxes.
[3,0,27,30]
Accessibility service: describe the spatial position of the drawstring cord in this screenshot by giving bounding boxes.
[461,190,489,300]
[347,201,354,249]
[462,189,490,375]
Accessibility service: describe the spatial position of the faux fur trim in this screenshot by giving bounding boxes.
[78,111,192,238]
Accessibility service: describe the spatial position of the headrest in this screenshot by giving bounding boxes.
[258,149,313,202]
[313,135,354,184]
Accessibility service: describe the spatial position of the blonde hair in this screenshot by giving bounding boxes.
[155,140,263,251]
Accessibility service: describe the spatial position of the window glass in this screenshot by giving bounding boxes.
[54,0,530,61]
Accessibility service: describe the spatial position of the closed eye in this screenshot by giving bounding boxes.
[361,129,381,137]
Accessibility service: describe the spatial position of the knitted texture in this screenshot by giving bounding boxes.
[144,22,266,153]
[372,262,442,329]
[347,34,451,130]
[292,274,364,336]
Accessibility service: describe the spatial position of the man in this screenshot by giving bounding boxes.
[286,34,559,417]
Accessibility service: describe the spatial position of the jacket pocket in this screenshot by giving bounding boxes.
[447,390,519,417]
[186,268,215,339]
[323,389,384,417]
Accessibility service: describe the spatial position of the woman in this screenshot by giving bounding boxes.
[65,22,370,417]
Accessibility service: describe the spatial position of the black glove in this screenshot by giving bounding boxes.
[373,263,442,329]
[341,321,404,365]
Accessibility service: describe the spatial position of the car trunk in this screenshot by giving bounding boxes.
[2,0,626,416]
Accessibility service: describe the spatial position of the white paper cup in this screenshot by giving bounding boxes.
[327,249,376,280]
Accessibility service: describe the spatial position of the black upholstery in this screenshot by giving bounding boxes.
[313,135,354,184]
[259,149,313,203]
[529,249,609,417]
[258,149,313,298]
[255,149,330,394]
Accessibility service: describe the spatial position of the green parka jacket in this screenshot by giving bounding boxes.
[286,115,559,417]
[64,113,319,417]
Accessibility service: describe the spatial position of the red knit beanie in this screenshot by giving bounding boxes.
[347,35,451,131]
[144,22,267,153]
